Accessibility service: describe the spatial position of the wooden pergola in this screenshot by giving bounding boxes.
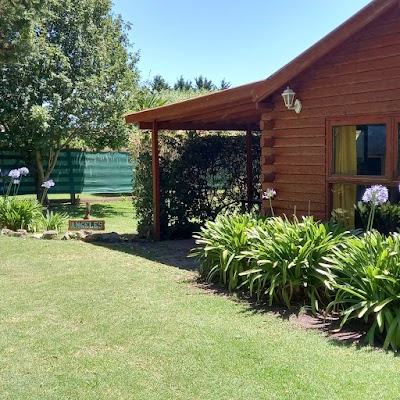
[125,81,273,240]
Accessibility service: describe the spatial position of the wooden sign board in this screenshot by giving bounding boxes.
[68,219,105,231]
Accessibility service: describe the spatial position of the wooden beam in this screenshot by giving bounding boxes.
[152,121,161,241]
[246,128,253,203]
[263,155,276,165]
[255,101,274,111]
[263,173,276,182]
[171,101,259,124]
[262,137,275,147]
[138,121,260,131]
[259,120,275,131]
[126,80,267,124]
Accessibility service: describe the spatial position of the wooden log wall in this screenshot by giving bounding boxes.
[261,7,400,221]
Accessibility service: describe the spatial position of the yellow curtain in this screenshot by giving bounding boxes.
[332,126,357,229]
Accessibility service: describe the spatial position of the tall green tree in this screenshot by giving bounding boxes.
[174,75,192,91]
[194,75,215,91]
[219,78,231,90]
[0,0,139,197]
[150,74,170,92]
[0,0,48,62]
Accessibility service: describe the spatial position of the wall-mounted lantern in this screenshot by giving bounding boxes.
[281,87,302,114]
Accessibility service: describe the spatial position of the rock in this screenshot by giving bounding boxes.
[13,231,25,237]
[1,228,14,236]
[17,229,27,235]
[31,233,43,240]
[42,230,58,239]
[75,230,88,240]
[61,231,74,240]
[84,232,121,243]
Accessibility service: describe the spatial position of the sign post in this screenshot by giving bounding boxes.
[68,219,105,231]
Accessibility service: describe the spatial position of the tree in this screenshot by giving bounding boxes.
[219,78,231,90]
[0,0,48,62]
[150,74,170,92]
[0,0,139,198]
[194,75,215,91]
[174,75,192,91]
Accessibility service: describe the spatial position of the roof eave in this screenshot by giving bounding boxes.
[125,79,268,124]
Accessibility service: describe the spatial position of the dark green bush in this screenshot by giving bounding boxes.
[133,131,261,239]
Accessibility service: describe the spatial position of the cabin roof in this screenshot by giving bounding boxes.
[125,0,398,131]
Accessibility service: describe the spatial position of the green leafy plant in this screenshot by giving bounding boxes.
[323,231,400,350]
[40,210,69,233]
[0,196,43,231]
[240,216,347,312]
[191,213,264,291]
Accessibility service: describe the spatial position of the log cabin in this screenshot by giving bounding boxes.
[125,0,400,239]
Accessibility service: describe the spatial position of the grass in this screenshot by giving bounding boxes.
[19,194,136,234]
[1,235,400,399]
[49,198,136,234]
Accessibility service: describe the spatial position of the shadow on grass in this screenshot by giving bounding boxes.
[49,203,129,219]
[83,235,392,352]
[87,235,199,272]
[191,279,392,352]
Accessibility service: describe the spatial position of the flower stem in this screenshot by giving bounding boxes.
[269,198,275,217]
[5,180,13,198]
[367,204,376,231]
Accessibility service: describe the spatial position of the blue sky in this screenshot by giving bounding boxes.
[112,0,372,88]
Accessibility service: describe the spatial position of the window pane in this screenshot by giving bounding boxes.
[332,184,399,230]
[333,124,386,176]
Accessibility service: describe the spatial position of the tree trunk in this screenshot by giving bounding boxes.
[34,146,62,205]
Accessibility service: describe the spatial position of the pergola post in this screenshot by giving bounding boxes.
[246,128,254,203]
[152,121,161,240]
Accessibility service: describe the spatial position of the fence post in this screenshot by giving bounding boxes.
[67,151,76,204]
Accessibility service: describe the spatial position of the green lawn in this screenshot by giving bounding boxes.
[1,234,400,399]
[51,198,136,234]
[18,194,136,234]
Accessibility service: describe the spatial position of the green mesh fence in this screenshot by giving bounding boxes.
[0,151,134,195]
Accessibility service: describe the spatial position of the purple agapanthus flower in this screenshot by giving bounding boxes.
[18,167,29,176]
[262,188,276,200]
[8,169,20,179]
[13,179,20,185]
[362,185,388,206]
[41,180,55,189]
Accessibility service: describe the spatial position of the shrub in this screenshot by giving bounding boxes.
[0,196,43,231]
[40,210,69,233]
[132,131,261,239]
[191,213,264,291]
[240,217,347,312]
[323,231,400,351]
